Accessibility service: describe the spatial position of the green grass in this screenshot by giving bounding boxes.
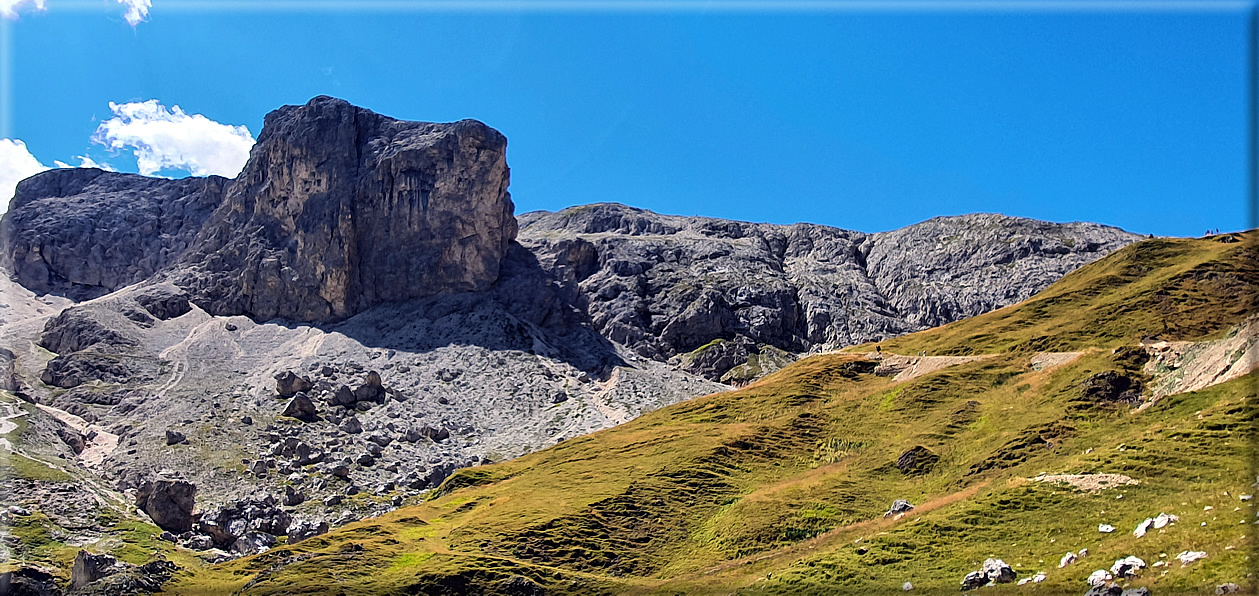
[166,233,1258,594]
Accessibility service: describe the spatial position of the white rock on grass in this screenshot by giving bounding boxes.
[1099,524,1115,533]
[1087,569,1113,587]
[1176,550,1208,565]
[1134,518,1154,537]
[1110,555,1146,578]
[1032,572,1046,583]
[902,581,913,591]
[1059,551,1078,568]
[1152,512,1179,529]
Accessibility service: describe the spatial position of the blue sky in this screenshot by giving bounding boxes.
[1,1,1253,236]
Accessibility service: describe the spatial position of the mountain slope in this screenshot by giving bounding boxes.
[168,231,1257,595]
[519,204,1141,380]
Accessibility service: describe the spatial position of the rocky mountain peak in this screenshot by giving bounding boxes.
[173,96,517,323]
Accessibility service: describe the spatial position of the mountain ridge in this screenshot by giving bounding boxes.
[0,97,1186,596]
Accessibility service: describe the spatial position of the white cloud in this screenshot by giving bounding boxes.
[92,100,255,178]
[53,155,115,171]
[0,0,46,20]
[117,0,150,26]
[0,139,49,212]
[1,1,149,24]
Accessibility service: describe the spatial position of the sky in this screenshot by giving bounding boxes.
[0,0,1253,237]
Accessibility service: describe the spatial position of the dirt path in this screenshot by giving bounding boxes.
[34,402,119,467]
[1030,351,1084,371]
[589,368,630,426]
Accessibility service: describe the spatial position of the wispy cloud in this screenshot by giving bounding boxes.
[92,100,255,178]
[117,0,150,25]
[53,155,114,171]
[1,0,149,23]
[0,138,48,211]
[0,0,45,19]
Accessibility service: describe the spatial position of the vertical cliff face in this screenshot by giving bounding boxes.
[175,96,517,322]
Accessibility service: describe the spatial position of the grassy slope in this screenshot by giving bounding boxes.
[170,233,1258,595]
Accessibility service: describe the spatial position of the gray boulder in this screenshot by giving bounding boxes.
[287,517,329,543]
[134,479,196,533]
[70,550,121,590]
[981,558,1016,584]
[275,371,313,398]
[885,499,915,517]
[339,416,363,434]
[281,393,318,422]
[961,571,987,591]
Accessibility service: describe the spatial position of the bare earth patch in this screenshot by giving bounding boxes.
[1030,473,1139,492]
[1030,351,1084,371]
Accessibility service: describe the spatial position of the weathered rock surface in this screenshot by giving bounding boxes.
[0,97,1153,587]
[71,550,121,590]
[134,479,196,533]
[518,204,1141,380]
[0,168,228,299]
[173,95,517,323]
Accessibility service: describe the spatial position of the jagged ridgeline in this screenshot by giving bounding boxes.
[166,232,1257,594]
[0,96,1247,595]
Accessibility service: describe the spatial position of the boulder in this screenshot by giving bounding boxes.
[275,371,313,398]
[135,479,196,533]
[229,532,276,557]
[1109,556,1145,578]
[960,571,987,591]
[495,575,548,596]
[70,550,121,590]
[884,499,915,517]
[339,416,363,434]
[179,535,215,551]
[329,385,357,407]
[1087,569,1114,587]
[419,425,450,442]
[287,517,329,543]
[281,393,318,422]
[164,429,186,445]
[282,486,306,507]
[981,558,1016,584]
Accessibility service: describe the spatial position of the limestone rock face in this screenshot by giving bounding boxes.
[864,214,1140,329]
[175,95,517,323]
[1,168,228,299]
[519,204,1142,379]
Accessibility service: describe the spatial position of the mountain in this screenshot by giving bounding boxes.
[167,230,1257,595]
[518,204,1141,381]
[0,97,1162,594]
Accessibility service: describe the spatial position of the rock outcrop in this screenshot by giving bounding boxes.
[518,204,1142,379]
[0,168,228,299]
[174,95,517,323]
